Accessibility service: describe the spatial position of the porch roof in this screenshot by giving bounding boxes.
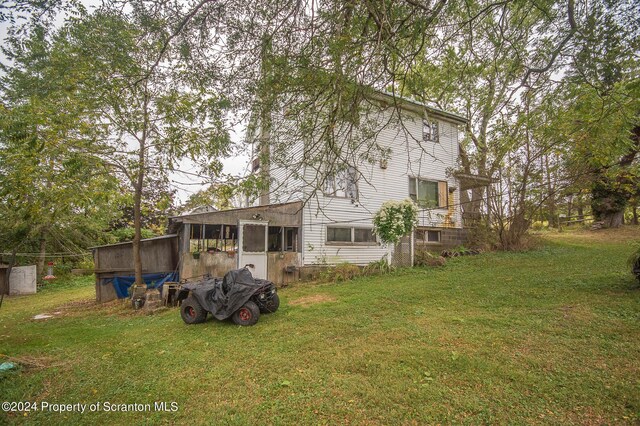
[169,201,303,230]
[454,172,496,191]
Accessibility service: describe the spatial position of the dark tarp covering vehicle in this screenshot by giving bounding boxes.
[177,268,279,326]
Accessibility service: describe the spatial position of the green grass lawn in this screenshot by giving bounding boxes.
[1,228,639,425]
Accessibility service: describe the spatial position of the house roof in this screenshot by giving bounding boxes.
[374,90,468,124]
[453,172,496,190]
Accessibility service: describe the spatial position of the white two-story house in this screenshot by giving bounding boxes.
[250,90,469,265]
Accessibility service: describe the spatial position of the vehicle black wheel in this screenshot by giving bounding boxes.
[260,293,280,314]
[180,296,207,324]
[232,301,260,326]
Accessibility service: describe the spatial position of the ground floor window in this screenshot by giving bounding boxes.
[327,226,377,244]
[354,228,375,243]
[285,227,299,251]
[415,228,441,244]
[327,227,351,243]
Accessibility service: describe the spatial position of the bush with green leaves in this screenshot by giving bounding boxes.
[373,199,418,244]
[108,227,156,243]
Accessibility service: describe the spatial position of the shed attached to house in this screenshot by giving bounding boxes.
[169,201,303,285]
[92,235,179,303]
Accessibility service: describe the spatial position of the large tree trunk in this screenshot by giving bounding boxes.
[591,180,630,228]
[458,142,486,226]
[499,211,530,249]
[591,125,640,228]
[545,154,557,228]
[600,211,625,228]
[133,178,144,285]
[133,91,149,287]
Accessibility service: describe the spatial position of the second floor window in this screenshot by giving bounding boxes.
[325,166,358,199]
[251,158,260,172]
[423,120,439,143]
[409,177,448,208]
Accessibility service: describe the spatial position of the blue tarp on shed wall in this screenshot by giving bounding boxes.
[110,272,178,298]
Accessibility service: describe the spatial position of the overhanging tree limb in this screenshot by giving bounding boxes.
[521,0,577,86]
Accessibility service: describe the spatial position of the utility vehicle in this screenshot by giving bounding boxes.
[177,268,279,326]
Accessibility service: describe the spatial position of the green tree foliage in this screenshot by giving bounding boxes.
[552,1,640,227]
[179,182,244,214]
[53,6,231,284]
[0,25,121,276]
[109,176,177,236]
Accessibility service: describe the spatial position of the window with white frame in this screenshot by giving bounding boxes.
[327,226,376,244]
[327,227,351,243]
[423,119,439,143]
[324,166,358,199]
[409,177,448,208]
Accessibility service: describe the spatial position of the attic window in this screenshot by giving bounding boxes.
[423,119,439,143]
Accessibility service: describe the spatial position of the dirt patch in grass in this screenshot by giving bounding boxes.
[288,294,337,307]
[36,298,153,319]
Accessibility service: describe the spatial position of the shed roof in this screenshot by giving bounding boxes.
[170,201,303,220]
[90,234,178,250]
[169,201,303,230]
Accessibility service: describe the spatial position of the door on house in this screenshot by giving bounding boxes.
[238,220,268,279]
